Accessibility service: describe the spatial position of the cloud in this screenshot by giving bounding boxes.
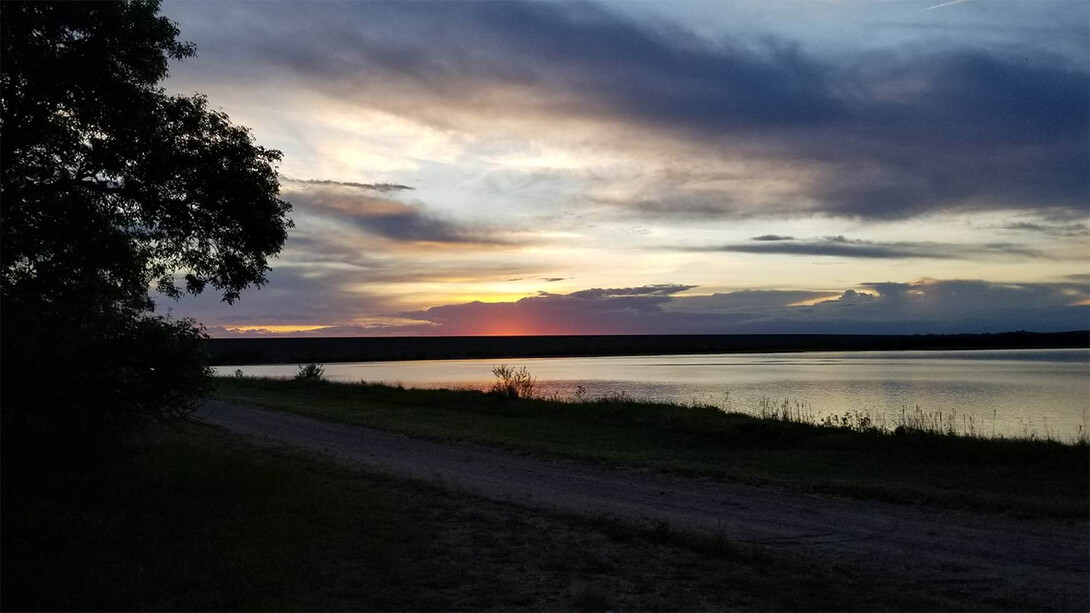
[196,276,1088,337]
[818,288,877,305]
[166,1,1090,221]
[385,277,1090,333]
[920,0,974,12]
[281,176,414,192]
[388,279,1088,336]
[168,265,393,327]
[157,2,1090,338]
[664,290,840,312]
[854,279,1082,311]
[681,235,1045,260]
[282,182,512,245]
[999,222,1090,237]
[506,276,568,283]
[790,279,1090,333]
[400,284,695,335]
[169,250,546,330]
[567,284,694,298]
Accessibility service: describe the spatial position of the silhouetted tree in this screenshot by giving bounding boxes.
[0,1,292,445]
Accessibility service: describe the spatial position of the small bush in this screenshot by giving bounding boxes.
[294,363,325,382]
[233,369,244,378]
[490,365,536,399]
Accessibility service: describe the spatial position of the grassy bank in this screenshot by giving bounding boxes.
[215,377,1089,518]
[2,422,961,611]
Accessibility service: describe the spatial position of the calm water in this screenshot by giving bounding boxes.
[217,348,1090,439]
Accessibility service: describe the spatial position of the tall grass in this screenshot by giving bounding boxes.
[587,391,1088,444]
[237,367,1088,445]
[740,396,1089,444]
[470,372,1087,443]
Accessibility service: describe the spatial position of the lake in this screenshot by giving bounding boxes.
[217,348,1090,440]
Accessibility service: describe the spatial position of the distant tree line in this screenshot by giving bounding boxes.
[205,331,1089,365]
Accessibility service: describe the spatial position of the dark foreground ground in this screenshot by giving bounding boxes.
[4,379,1087,611]
[199,399,1089,611]
[208,330,1088,365]
[3,423,956,612]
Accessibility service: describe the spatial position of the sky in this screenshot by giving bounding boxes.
[159,0,1090,337]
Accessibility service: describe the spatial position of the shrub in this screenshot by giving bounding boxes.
[1,302,212,466]
[490,365,536,399]
[294,363,325,382]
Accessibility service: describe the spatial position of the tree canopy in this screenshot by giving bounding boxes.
[1,0,292,309]
[0,0,293,439]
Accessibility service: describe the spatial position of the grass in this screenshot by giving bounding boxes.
[1,422,962,611]
[2,424,453,611]
[744,395,1087,442]
[215,377,1089,518]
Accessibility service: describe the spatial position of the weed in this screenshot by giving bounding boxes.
[293,363,324,382]
[490,364,536,399]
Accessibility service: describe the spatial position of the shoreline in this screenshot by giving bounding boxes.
[213,377,1089,518]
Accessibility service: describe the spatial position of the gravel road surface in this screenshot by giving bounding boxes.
[197,400,1089,611]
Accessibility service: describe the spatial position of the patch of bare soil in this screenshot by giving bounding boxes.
[423,491,956,611]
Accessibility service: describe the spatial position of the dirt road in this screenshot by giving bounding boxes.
[197,400,1089,611]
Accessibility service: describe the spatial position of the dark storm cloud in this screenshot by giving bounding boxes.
[168,1,1090,221]
[393,279,1089,336]
[751,234,795,242]
[462,4,844,130]
[682,235,1044,260]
